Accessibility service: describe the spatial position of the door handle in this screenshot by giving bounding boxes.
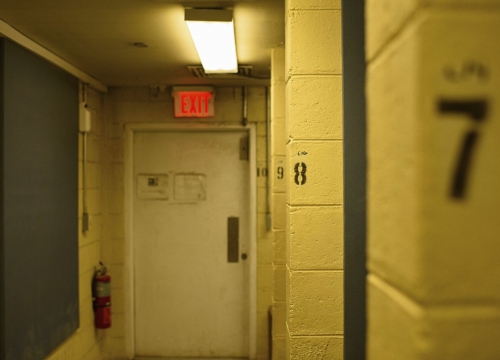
[227,217,239,263]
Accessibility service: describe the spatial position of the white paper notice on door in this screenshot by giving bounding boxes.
[137,174,169,200]
[174,173,207,201]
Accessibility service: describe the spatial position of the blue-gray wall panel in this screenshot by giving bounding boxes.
[0,39,79,360]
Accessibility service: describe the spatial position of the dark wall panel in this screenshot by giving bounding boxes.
[0,39,79,360]
[342,0,367,359]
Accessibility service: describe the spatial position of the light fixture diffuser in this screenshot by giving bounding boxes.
[185,9,238,74]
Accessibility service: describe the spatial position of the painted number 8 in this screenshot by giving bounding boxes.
[294,162,307,185]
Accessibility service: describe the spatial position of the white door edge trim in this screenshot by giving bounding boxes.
[124,123,258,360]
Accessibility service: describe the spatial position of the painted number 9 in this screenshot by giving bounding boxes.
[277,166,284,179]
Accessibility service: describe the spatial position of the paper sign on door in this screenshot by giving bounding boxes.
[174,173,207,201]
[137,174,169,200]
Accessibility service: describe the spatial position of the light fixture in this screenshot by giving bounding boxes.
[185,9,238,74]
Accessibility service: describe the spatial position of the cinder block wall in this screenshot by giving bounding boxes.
[285,1,344,358]
[46,86,106,360]
[271,47,287,359]
[366,1,500,359]
[100,87,128,358]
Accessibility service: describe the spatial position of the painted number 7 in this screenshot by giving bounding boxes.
[438,99,488,199]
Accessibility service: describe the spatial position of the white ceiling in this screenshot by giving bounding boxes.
[0,0,285,87]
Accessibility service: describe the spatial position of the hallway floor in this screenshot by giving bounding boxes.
[134,358,249,360]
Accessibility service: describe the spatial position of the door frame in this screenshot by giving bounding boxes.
[123,123,257,359]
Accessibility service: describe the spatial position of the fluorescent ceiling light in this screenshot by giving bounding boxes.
[185,9,238,74]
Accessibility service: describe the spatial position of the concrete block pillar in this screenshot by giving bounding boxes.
[285,0,344,358]
[366,2,500,359]
[271,47,287,360]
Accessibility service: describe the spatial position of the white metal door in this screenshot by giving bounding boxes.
[132,130,250,358]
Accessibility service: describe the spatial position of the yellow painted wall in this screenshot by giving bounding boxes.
[366,1,500,359]
[271,47,287,359]
[284,0,344,358]
[99,86,272,359]
[45,87,106,360]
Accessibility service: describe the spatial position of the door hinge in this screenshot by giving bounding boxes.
[240,134,249,161]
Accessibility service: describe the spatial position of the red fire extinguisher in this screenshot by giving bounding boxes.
[93,262,111,329]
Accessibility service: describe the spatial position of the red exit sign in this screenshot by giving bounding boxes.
[173,87,215,118]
